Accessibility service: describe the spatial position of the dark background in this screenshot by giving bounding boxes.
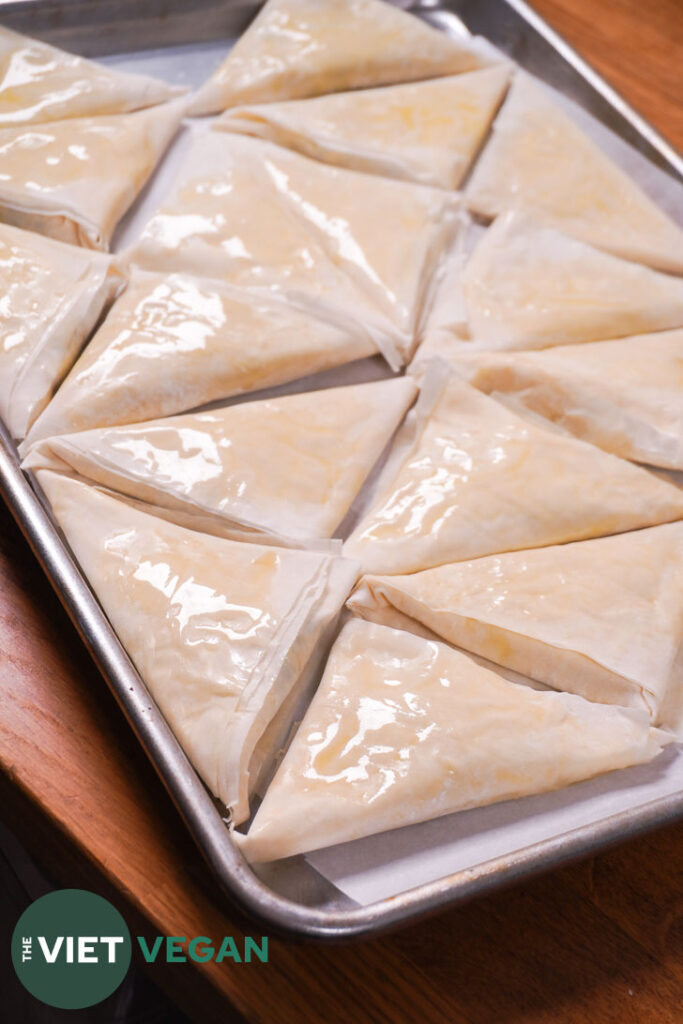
[1,822,188,1024]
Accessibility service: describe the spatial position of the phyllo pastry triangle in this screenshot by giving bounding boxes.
[188,0,494,115]
[436,330,683,470]
[24,378,417,546]
[430,212,683,354]
[0,223,122,440]
[127,131,462,366]
[348,523,683,730]
[22,270,378,448]
[215,65,510,189]
[0,99,185,249]
[465,75,683,274]
[343,372,683,574]
[0,25,185,128]
[241,619,667,861]
[36,469,359,824]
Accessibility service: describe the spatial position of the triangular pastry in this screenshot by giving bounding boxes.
[22,270,378,448]
[215,66,510,189]
[439,330,683,470]
[128,131,462,365]
[343,371,683,574]
[0,24,184,128]
[0,223,121,440]
[24,378,417,545]
[441,212,683,352]
[348,523,683,728]
[242,619,666,861]
[37,470,359,823]
[0,99,185,249]
[188,0,494,115]
[465,75,683,273]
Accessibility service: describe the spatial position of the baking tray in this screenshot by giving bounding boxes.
[1,0,682,941]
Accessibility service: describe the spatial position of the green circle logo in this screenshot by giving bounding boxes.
[11,889,132,1010]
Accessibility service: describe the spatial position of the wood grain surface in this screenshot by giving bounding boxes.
[1,3,682,1023]
[533,0,683,149]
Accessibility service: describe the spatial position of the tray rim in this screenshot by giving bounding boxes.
[502,0,682,176]
[1,0,682,941]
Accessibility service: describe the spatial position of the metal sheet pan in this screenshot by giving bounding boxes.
[1,0,682,941]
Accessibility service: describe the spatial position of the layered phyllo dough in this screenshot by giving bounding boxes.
[344,372,683,574]
[188,0,495,115]
[422,330,683,470]
[0,24,184,128]
[419,211,683,358]
[127,131,463,365]
[215,66,510,188]
[37,469,359,823]
[348,523,683,731]
[22,270,379,447]
[0,223,122,439]
[24,378,416,546]
[0,99,185,248]
[242,619,668,861]
[466,75,683,273]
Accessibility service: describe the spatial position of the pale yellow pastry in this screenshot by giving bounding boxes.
[0,24,184,128]
[215,66,510,189]
[0,99,185,249]
[22,270,378,448]
[241,619,666,861]
[0,223,122,439]
[437,211,683,352]
[465,75,683,274]
[24,378,417,545]
[127,131,462,365]
[343,372,683,574]
[37,469,359,824]
[188,0,494,115]
[436,330,683,470]
[348,523,683,729]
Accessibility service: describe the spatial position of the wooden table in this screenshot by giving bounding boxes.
[2,3,682,1022]
[535,0,682,148]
